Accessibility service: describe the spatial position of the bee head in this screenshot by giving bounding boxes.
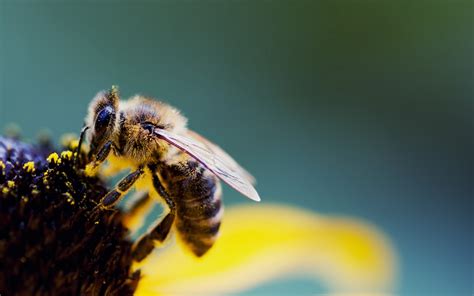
[118,96,187,164]
[85,87,119,158]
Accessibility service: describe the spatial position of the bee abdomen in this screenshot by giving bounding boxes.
[174,167,223,257]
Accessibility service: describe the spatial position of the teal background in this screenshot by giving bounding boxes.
[1,1,472,294]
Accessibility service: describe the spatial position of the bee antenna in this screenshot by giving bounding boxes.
[74,125,90,167]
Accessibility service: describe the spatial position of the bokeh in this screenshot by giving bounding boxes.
[1,1,472,294]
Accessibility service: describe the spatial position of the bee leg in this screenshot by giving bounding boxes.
[132,166,176,262]
[100,166,145,209]
[132,212,176,262]
[93,140,113,165]
[74,125,89,165]
[84,140,113,175]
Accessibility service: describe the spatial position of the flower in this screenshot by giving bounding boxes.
[0,136,139,295]
[0,135,397,295]
[134,204,397,295]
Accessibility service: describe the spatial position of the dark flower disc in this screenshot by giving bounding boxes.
[0,136,139,295]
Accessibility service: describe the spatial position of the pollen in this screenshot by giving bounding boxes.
[60,133,78,148]
[47,152,60,164]
[85,163,98,177]
[42,171,50,185]
[65,181,74,192]
[61,150,73,160]
[69,139,79,150]
[63,192,75,205]
[0,135,139,294]
[23,161,36,173]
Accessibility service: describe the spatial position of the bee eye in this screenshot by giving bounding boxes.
[141,122,155,134]
[95,106,114,133]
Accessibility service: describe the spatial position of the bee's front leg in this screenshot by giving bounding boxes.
[84,140,113,176]
[74,125,89,165]
[91,140,113,165]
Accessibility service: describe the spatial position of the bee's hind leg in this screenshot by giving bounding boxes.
[132,165,176,262]
[100,166,145,209]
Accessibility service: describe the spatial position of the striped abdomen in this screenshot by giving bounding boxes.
[160,159,223,257]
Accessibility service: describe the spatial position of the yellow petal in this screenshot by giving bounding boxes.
[134,204,397,295]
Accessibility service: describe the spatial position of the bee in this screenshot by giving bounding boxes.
[80,86,260,261]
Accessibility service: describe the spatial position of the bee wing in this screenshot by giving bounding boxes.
[153,128,261,202]
[186,130,256,185]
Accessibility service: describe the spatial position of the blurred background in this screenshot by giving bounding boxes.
[0,0,472,294]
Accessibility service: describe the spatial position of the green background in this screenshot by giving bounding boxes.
[1,1,472,294]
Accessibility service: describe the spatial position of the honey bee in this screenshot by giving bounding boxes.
[80,86,260,261]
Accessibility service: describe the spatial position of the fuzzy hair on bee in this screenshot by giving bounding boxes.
[81,86,260,259]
